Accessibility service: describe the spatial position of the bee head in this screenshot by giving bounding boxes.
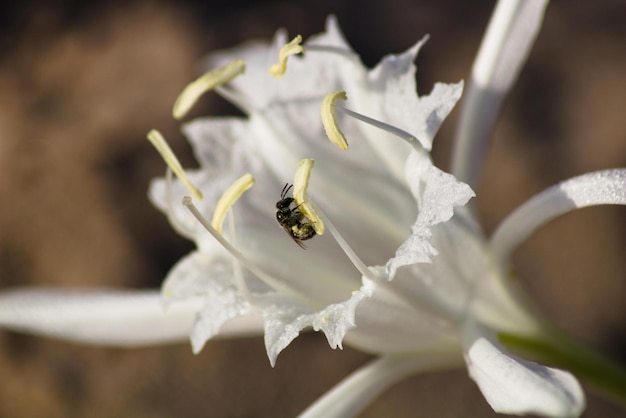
[276,197,294,209]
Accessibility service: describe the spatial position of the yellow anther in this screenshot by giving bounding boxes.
[268,35,304,79]
[173,59,245,120]
[321,91,349,150]
[293,159,324,235]
[147,129,203,200]
[211,174,255,234]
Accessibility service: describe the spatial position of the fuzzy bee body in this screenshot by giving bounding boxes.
[275,184,317,249]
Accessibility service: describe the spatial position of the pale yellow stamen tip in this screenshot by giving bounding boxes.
[147,129,203,200]
[173,59,245,120]
[293,159,324,235]
[268,35,304,79]
[211,174,255,234]
[321,91,349,150]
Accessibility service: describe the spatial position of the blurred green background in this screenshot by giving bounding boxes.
[0,0,625,416]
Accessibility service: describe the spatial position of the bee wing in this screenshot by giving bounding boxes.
[280,224,308,249]
[292,236,308,250]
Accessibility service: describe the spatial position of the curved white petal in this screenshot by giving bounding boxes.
[452,0,549,188]
[0,289,201,346]
[191,297,255,353]
[161,251,262,353]
[299,352,462,418]
[490,169,626,264]
[462,320,585,417]
[385,152,475,279]
[261,278,376,367]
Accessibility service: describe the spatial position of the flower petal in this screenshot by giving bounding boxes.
[462,320,585,417]
[452,0,550,188]
[364,36,463,152]
[298,352,462,418]
[349,38,463,182]
[0,289,201,346]
[343,267,459,355]
[161,251,255,353]
[385,151,475,279]
[490,169,626,264]
[261,277,376,367]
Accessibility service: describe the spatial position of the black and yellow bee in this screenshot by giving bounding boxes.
[275,183,316,249]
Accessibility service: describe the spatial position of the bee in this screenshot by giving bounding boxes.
[275,183,317,249]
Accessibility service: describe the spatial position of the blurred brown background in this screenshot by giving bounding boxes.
[0,0,625,417]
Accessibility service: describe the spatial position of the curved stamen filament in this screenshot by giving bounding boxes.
[164,167,195,237]
[227,209,253,304]
[313,203,380,283]
[336,106,419,146]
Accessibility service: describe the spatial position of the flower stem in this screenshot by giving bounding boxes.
[499,327,626,407]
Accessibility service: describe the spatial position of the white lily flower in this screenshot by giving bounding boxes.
[1,2,626,418]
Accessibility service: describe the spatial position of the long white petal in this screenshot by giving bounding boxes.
[462,320,585,417]
[490,169,626,263]
[0,289,262,346]
[452,0,549,188]
[298,352,462,418]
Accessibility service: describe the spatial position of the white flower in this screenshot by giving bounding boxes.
[149,18,475,362]
[1,2,626,418]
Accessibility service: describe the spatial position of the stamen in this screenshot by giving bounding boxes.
[321,91,423,151]
[147,129,203,200]
[336,107,419,146]
[173,59,245,120]
[165,167,194,237]
[321,91,349,150]
[312,203,381,284]
[316,202,457,323]
[211,174,255,234]
[227,208,253,304]
[182,197,313,303]
[268,35,304,79]
[293,159,325,235]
